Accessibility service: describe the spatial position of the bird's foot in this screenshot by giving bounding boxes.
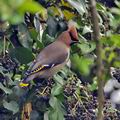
[37,86,48,96]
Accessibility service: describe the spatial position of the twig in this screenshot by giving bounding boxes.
[89,0,104,120]
[3,36,6,57]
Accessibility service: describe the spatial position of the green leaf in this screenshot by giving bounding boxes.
[49,96,58,108]
[54,75,65,85]
[114,61,120,67]
[111,8,120,15]
[101,36,114,46]
[46,17,58,37]
[9,13,23,24]
[82,26,92,34]
[42,32,55,46]
[9,47,34,64]
[49,96,65,120]
[96,3,106,12]
[29,28,44,49]
[71,54,94,75]
[77,42,96,54]
[101,35,120,47]
[108,52,116,63]
[18,0,45,14]
[30,110,39,120]
[48,109,58,120]
[3,100,19,114]
[51,84,63,96]
[67,0,86,15]
[110,15,120,28]
[36,40,44,49]
[12,86,25,97]
[48,107,65,120]
[0,41,4,54]
[0,0,46,24]
[29,28,38,41]
[88,80,97,91]
[115,0,120,8]
[0,83,12,94]
[110,34,120,46]
[18,24,33,48]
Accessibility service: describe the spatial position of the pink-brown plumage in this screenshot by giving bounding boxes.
[19,25,79,87]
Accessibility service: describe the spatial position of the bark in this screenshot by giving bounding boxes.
[21,102,32,120]
[89,0,104,120]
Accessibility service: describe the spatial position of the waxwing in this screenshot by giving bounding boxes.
[19,23,79,87]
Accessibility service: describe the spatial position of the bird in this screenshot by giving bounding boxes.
[104,67,120,108]
[110,67,120,83]
[104,67,120,94]
[19,23,79,87]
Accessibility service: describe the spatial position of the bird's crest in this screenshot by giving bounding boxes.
[68,21,78,41]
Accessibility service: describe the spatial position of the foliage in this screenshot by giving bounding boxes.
[0,0,46,24]
[0,0,120,119]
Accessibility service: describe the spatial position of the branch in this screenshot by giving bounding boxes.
[89,0,104,120]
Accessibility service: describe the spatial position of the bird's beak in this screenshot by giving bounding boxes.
[70,40,80,46]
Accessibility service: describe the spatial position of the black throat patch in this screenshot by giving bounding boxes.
[69,32,78,41]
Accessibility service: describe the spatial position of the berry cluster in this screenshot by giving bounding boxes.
[1,55,18,71]
[64,74,120,120]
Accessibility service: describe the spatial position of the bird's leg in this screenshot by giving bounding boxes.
[37,86,48,96]
[37,78,52,96]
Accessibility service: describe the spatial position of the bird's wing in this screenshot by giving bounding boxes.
[24,63,54,77]
[24,51,69,77]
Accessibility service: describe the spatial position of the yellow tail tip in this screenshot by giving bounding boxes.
[19,82,29,87]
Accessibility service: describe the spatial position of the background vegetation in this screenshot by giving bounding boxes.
[0,0,120,120]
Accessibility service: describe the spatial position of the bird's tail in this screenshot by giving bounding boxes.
[19,81,29,87]
[19,76,30,87]
[19,72,36,87]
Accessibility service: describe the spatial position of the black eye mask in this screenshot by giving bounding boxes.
[111,69,120,83]
[113,73,120,82]
[69,32,78,42]
[69,32,79,46]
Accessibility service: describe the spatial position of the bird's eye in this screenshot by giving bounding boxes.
[112,72,115,74]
